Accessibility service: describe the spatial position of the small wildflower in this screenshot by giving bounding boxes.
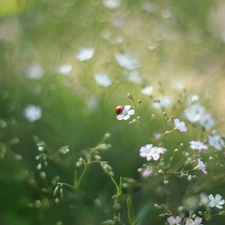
[126,70,142,84]
[94,74,112,87]
[183,103,204,123]
[102,0,121,9]
[141,86,153,96]
[115,54,139,70]
[174,119,187,132]
[189,141,208,152]
[25,63,44,79]
[152,96,173,109]
[167,216,182,225]
[140,144,166,161]
[191,95,199,103]
[57,63,72,76]
[199,193,209,205]
[185,216,203,225]
[141,166,153,178]
[24,105,42,122]
[208,194,225,209]
[199,113,214,131]
[208,134,224,151]
[170,81,184,90]
[197,159,207,174]
[75,47,95,61]
[116,105,135,120]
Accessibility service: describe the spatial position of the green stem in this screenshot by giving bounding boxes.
[75,164,88,189]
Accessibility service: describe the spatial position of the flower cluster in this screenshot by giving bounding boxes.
[111,84,225,225]
[167,216,203,225]
[184,103,214,130]
[140,144,166,161]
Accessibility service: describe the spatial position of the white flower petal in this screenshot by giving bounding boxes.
[76,47,95,61]
[94,73,112,87]
[115,54,139,70]
[102,0,121,8]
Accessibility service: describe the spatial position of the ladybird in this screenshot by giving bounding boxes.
[115,106,124,114]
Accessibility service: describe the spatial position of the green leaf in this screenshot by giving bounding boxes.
[127,197,134,225]
[134,215,141,225]
[118,176,123,195]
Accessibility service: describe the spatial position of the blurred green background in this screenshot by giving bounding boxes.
[1,0,225,224]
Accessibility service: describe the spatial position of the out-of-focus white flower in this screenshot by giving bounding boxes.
[86,96,100,113]
[75,47,95,61]
[208,134,224,150]
[94,74,112,87]
[24,105,42,122]
[208,194,225,209]
[116,105,135,120]
[197,159,207,174]
[199,113,215,131]
[126,70,142,84]
[183,103,205,123]
[189,141,208,152]
[141,86,153,96]
[170,81,185,90]
[102,0,121,8]
[57,64,72,76]
[185,217,203,225]
[191,95,200,103]
[200,193,209,205]
[167,216,182,225]
[184,103,214,130]
[141,166,153,178]
[152,96,173,109]
[115,54,139,70]
[25,64,44,79]
[174,119,187,132]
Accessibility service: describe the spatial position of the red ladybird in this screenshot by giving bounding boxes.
[115,106,124,114]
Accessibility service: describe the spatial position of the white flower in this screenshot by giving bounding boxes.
[115,54,139,70]
[57,64,72,76]
[189,141,208,152]
[126,70,142,84]
[140,144,153,157]
[152,96,173,109]
[116,105,135,120]
[25,64,44,79]
[197,159,207,174]
[174,119,187,132]
[94,74,112,87]
[191,95,199,103]
[199,113,215,131]
[167,216,182,225]
[185,216,203,225]
[86,96,99,113]
[199,193,209,205]
[170,81,184,90]
[140,144,166,161]
[208,194,225,209]
[102,0,121,8]
[183,103,205,123]
[24,105,42,122]
[141,166,153,178]
[75,47,95,61]
[141,86,153,96]
[208,134,224,151]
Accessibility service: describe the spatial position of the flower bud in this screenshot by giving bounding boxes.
[127,93,133,99]
[164,180,169,185]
